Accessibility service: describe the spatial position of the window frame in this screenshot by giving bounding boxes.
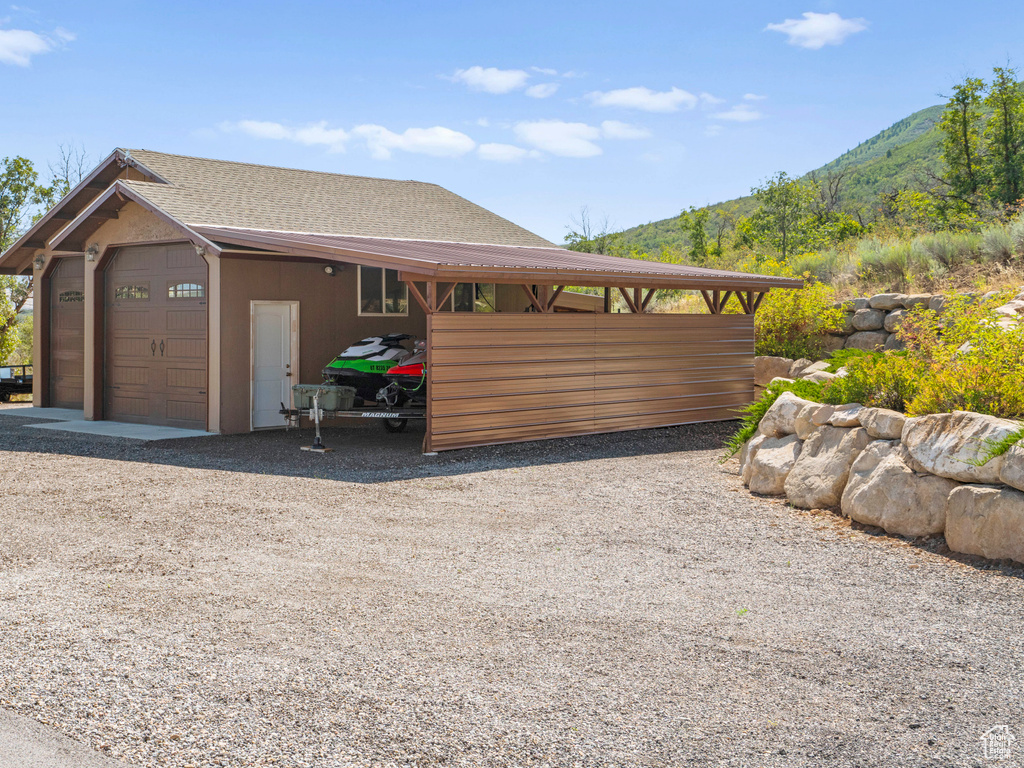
[357,265,409,317]
[439,282,498,313]
[114,283,150,301]
[168,281,206,299]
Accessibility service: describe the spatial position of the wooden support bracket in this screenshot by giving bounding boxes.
[405,281,431,314]
[700,290,716,314]
[753,291,767,312]
[546,285,566,312]
[641,288,657,311]
[619,287,640,314]
[520,284,546,313]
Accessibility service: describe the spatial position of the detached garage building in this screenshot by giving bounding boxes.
[0,149,798,451]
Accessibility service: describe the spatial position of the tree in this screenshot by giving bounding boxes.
[747,172,816,262]
[938,77,987,201]
[678,206,710,265]
[564,205,615,254]
[48,142,89,201]
[983,66,1024,207]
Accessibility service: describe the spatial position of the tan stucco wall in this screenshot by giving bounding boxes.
[218,259,429,434]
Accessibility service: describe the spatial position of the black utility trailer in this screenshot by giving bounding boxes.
[0,365,32,402]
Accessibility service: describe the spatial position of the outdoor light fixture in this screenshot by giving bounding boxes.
[85,243,100,261]
[33,254,46,271]
[324,265,336,276]
[194,244,207,258]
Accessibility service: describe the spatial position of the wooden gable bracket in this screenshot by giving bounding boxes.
[436,282,457,311]
[719,290,734,313]
[700,290,716,314]
[405,280,431,314]
[641,289,657,311]
[520,284,546,313]
[545,285,566,312]
[619,287,640,314]
[753,291,767,311]
[736,291,751,314]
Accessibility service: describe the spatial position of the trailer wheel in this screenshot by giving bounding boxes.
[383,418,408,433]
[0,390,10,403]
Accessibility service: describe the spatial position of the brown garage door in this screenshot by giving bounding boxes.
[104,244,208,429]
[49,256,86,408]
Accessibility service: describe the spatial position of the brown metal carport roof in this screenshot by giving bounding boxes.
[194,225,803,291]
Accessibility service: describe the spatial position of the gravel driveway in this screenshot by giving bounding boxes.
[1,407,1023,767]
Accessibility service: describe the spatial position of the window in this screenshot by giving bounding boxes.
[358,266,408,315]
[442,283,497,312]
[58,290,84,303]
[168,282,205,299]
[114,284,149,300]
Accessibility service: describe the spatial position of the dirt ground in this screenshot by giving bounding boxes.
[0,408,1022,767]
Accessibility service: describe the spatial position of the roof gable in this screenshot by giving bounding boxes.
[123,150,554,247]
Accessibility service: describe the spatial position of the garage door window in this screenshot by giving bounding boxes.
[114,284,149,300]
[58,290,84,303]
[358,266,408,315]
[168,282,205,299]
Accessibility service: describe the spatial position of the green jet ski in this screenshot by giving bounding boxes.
[322,333,413,402]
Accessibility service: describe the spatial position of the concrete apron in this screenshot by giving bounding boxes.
[0,709,134,768]
[0,405,212,441]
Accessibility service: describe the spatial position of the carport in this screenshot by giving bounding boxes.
[192,227,800,452]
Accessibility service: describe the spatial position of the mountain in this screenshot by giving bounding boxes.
[617,104,946,254]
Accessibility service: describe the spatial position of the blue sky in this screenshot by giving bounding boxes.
[3,1,1023,242]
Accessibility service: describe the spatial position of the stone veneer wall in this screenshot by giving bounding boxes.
[738,393,1024,565]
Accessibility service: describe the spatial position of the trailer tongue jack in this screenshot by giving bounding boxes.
[298,392,332,453]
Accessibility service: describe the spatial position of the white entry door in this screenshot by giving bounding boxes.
[251,301,299,429]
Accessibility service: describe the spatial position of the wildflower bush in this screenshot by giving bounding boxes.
[752,269,845,360]
[818,294,1024,419]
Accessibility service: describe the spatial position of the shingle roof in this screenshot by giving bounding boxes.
[123,150,554,247]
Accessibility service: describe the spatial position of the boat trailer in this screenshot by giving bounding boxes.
[279,391,426,453]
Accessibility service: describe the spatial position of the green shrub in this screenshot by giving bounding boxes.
[981,227,1015,264]
[819,351,921,412]
[1010,218,1024,255]
[723,379,824,459]
[754,276,845,360]
[822,347,873,373]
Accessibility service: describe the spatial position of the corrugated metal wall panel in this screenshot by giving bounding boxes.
[426,313,754,452]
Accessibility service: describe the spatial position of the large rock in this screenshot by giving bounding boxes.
[946,485,1024,563]
[747,434,802,496]
[902,411,1022,484]
[739,434,767,486]
[834,313,856,335]
[883,309,908,333]
[883,333,906,351]
[852,308,886,331]
[869,293,906,310]
[803,370,838,384]
[999,442,1024,493]
[788,358,814,378]
[902,294,931,310]
[928,295,946,313]
[754,356,794,387]
[828,403,866,428]
[845,331,888,351]
[820,334,846,354]
[860,407,906,440]
[758,391,816,438]
[841,441,956,537]
[784,426,872,509]
[794,403,825,440]
[800,360,831,376]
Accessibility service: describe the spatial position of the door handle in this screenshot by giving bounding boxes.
[159,340,165,357]
[285,372,292,377]
[151,340,156,356]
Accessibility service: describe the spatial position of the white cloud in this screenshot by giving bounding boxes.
[531,66,557,76]
[222,120,474,159]
[478,143,540,162]
[699,92,725,106]
[514,120,603,158]
[525,82,559,99]
[765,12,868,49]
[743,93,767,101]
[586,86,697,113]
[712,104,762,122]
[452,65,529,94]
[351,124,475,160]
[0,26,72,66]
[600,120,650,140]
[228,120,349,151]
[705,125,724,137]
[476,117,491,127]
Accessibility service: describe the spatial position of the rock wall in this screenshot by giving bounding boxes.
[824,289,1024,352]
[738,393,1024,564]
